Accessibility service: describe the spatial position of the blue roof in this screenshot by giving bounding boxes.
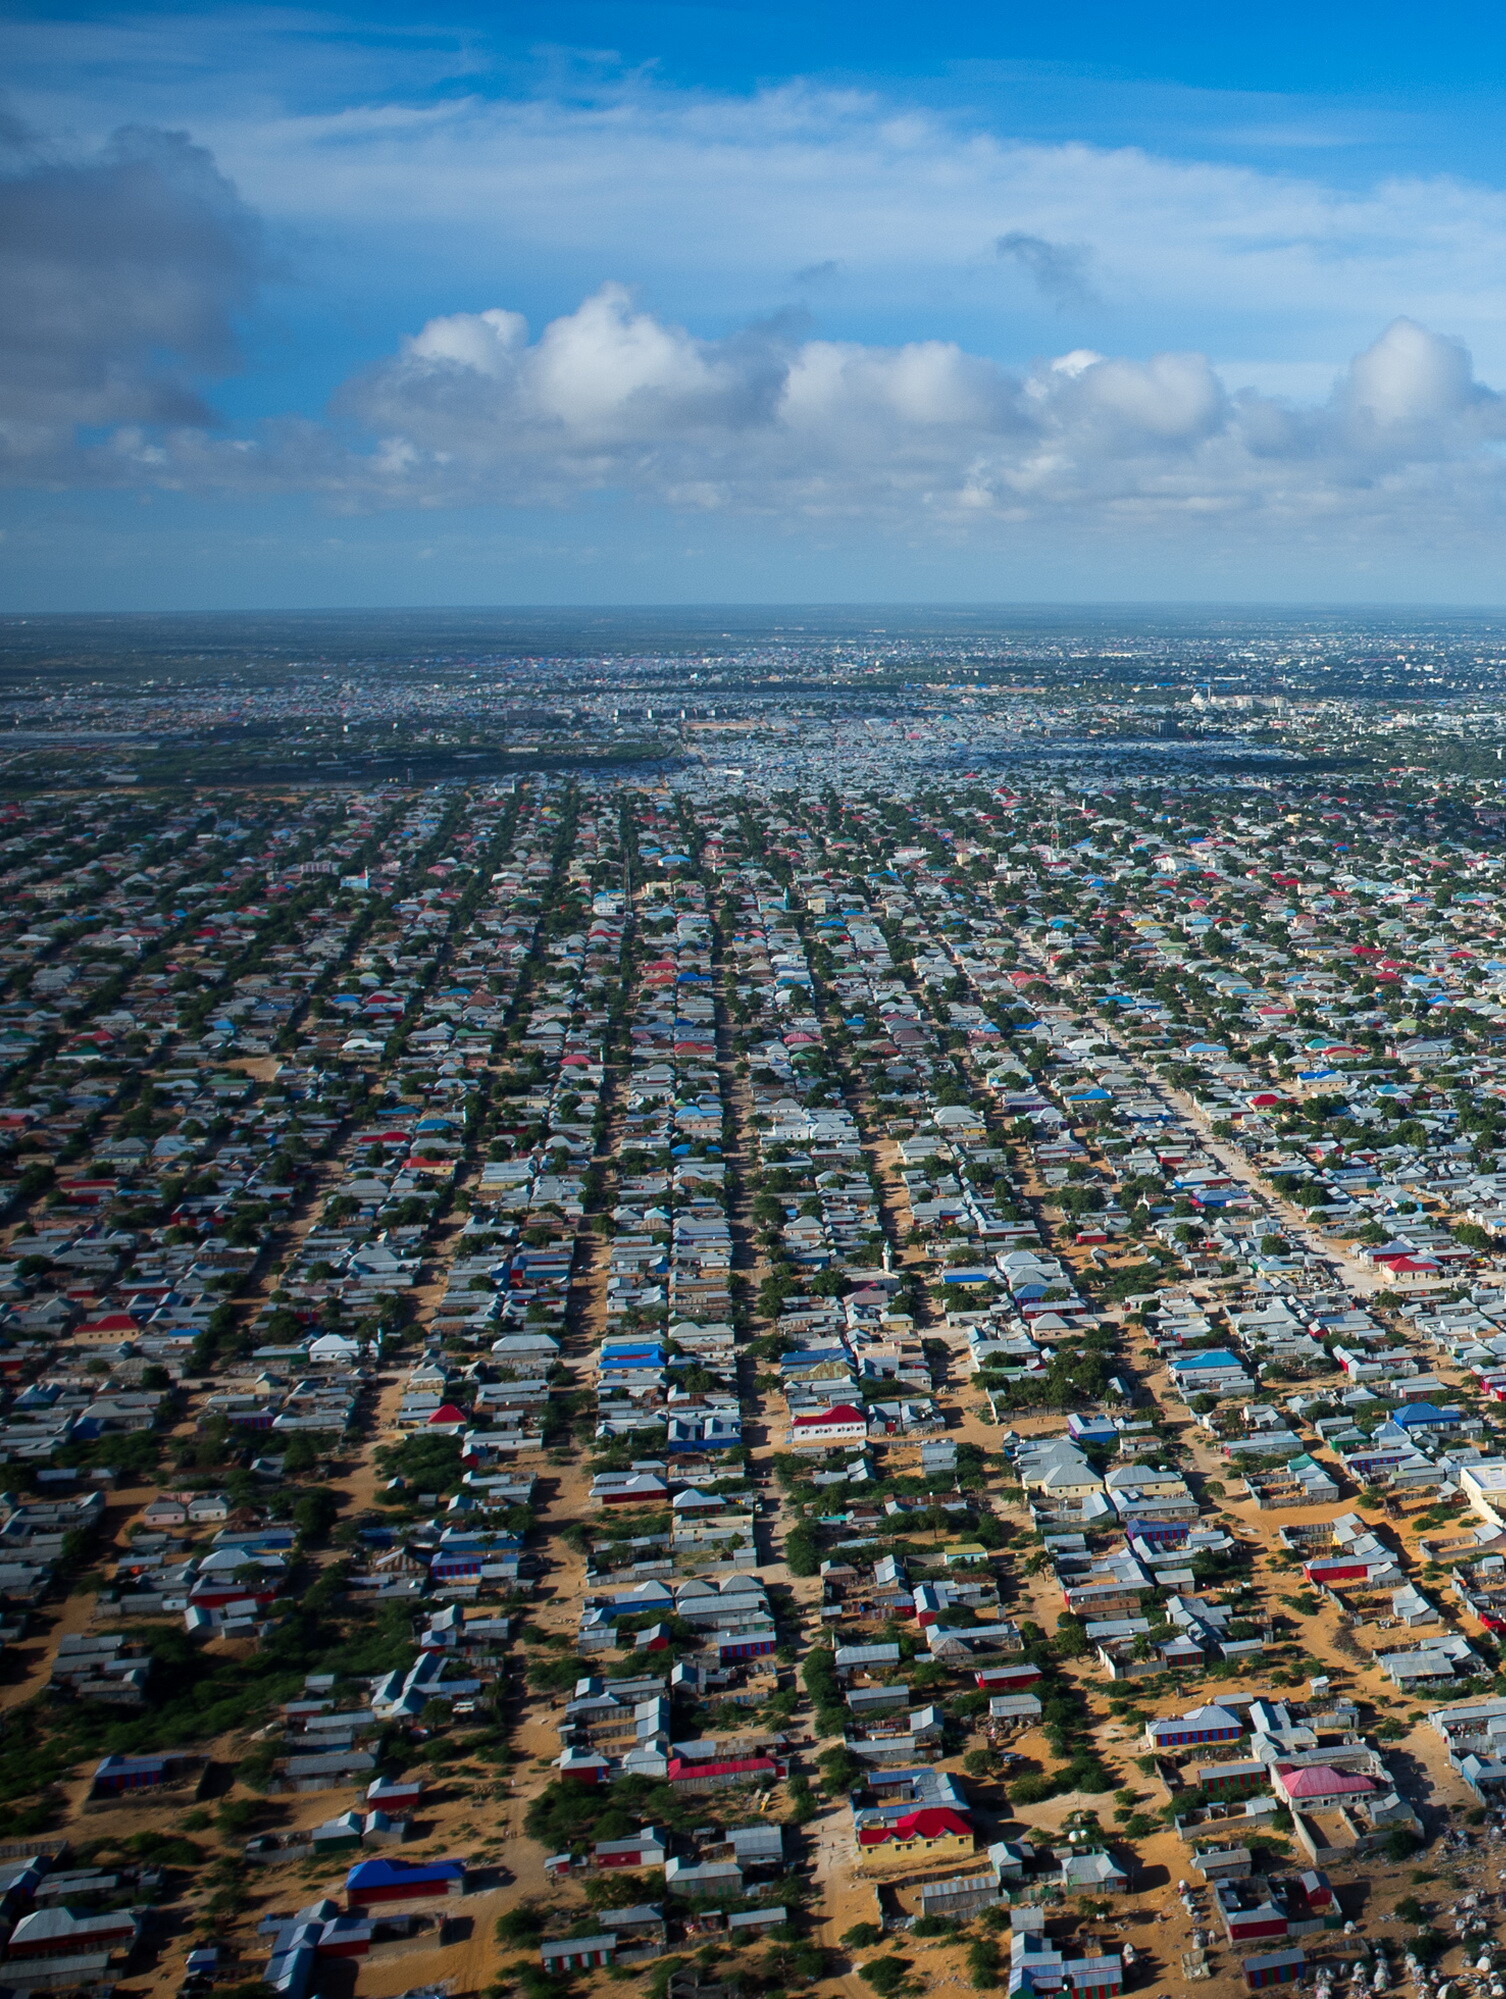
[346,1858,465,1890]
[1068,1413,1118,1436]
[1170,1350,1242,1372]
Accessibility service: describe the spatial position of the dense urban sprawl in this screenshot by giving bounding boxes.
[10,649,1506,1999]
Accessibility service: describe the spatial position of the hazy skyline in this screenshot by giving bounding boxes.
[10,0,1506,607]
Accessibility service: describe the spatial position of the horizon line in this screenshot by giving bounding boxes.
[11,599,1506,620]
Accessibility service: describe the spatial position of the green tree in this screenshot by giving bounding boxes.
[281,1434,321,1477]
[842,1925,885,1951]
[966,1940,1001,1990]
[785,1521,821,1577]
[858,1959,910,1996]
[496,1906,546,1945]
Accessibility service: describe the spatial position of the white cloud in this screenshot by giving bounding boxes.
[9,68,1506,560]
[777,337,1016,436]
[407,307,528,378]
[325,287,1037,510]
[162,75,1506,375]
[17,20,1506,370]
[1343,314,1477,429]
[144,293,1503,542]
[20,213,1504,547]
[1049,350,1227,447]
[526,285,745,434]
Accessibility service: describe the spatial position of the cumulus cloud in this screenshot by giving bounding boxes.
[996,231,1099,310]
[184,292,1485,535]
[335,285,802,501]
[3,109,1505,550]
[1342,314,1484,439]
[0,117,263,474]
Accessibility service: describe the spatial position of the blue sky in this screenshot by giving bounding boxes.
[9,0,1506,607]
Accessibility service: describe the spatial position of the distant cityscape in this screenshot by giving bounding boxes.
[3,610,1506,1999]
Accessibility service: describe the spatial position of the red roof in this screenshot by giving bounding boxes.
[858,1807,972,1846]
[1277,1765,1374,1800]
[666,1756,778,1782]
[427,1404,468,1426]
[77,1313,138,1335]
[792,1404,865,1428]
